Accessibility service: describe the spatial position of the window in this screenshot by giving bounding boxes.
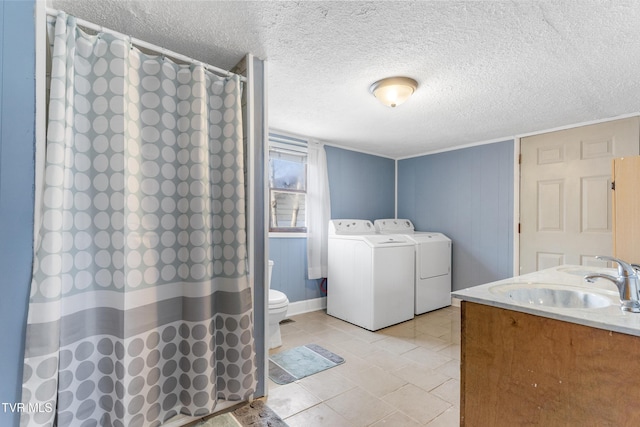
[269,134,307,232]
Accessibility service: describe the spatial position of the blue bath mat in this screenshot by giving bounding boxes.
[268,344,345,385]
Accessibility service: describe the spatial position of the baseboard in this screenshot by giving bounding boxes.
[286,296,327,317]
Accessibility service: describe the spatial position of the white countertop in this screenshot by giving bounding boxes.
[452,265,640,337]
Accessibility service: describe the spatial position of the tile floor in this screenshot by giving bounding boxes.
[265,306,461,426]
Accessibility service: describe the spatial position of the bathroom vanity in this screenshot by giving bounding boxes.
[453,265,640,426]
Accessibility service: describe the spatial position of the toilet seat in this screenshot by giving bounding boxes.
[269,289,288,309]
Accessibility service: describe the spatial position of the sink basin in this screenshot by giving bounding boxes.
[490,283,614,309]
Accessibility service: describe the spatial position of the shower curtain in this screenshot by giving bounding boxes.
[21,13,256,426]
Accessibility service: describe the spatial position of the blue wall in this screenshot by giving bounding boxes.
[268,238,323,303]
[0,1,36,425]
[398,141,514,291]
[325,145,395,221]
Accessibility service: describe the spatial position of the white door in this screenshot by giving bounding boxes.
[520,117,640,274]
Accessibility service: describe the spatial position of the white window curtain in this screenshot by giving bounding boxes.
[306,141,331,279]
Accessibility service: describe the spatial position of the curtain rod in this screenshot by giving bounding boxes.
[46,8,247,83]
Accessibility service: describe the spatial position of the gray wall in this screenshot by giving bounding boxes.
[269,146,395,300]
[398,140,514,291]
[0,1,36,426]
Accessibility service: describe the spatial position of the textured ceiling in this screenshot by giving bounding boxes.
[50,1,640,158]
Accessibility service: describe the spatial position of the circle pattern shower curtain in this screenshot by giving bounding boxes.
[21,13,256,427]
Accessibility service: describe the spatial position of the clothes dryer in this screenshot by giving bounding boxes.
[328,219,415,330]
[375,219,452,314]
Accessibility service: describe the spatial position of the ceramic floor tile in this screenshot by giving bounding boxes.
[378,322,420,339]
[414,322,452,338]
[266,382,321,419]
[325,318,358,329]
[374,335,419,355]
[301,311,335,322]
[392,363,450,392]
[363,348,412,372]
[435,359,460,381]
[406,333,451,352]
[268,378,282,391]
[331,351,374,375]
[382,384,451,424]
[298,367,357,401]
[267,308,463,427]
[325,387,395,427]
[402,346,452,370]
[436,330,461,345]
[291,320,336,334]
[347,326,389,343]
[336,337,380,358]
[285,403,355,427]
[425,406,460,427]
[340,365,407,397]
[370,411,422,427]
[290,311,328,322]
[279,321,303,336]
[431,379,460,407]
[437,343,461,360]
[415,312,451,327]
[311,327,354,345]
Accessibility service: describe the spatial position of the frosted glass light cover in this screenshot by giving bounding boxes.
[370,77,418,108]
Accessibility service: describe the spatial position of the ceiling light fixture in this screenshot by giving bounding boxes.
[369,77,418,108]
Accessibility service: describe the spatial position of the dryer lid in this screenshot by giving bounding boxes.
[362,234,414,247]
[374,219,415,234]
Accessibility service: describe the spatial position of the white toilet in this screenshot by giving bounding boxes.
[268,260,289,349]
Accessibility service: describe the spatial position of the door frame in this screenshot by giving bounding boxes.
[514,112,640,276]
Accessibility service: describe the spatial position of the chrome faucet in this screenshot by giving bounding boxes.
[584,256,640,313]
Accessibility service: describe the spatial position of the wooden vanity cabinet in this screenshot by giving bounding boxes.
[612,155,640,264]
[460,301,640,426]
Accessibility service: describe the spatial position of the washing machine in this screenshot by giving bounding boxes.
[327,219,415,331]
[375,219,452,314]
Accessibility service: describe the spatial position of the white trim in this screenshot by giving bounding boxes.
[513,138,521,277]
[396,135,515,160]
[322,140,396,159]
[34,0,47,250]
[394,159,398,218]
[514,112,640,139]
[451,297,462,308]
[396,112,640,161]
[245,54,268,401]
[257,56,271,398]
[285,297,327,317]
[246,53,256,336]
[268,129,311,145]
[269,232,306,239]
[273,114,640,162]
